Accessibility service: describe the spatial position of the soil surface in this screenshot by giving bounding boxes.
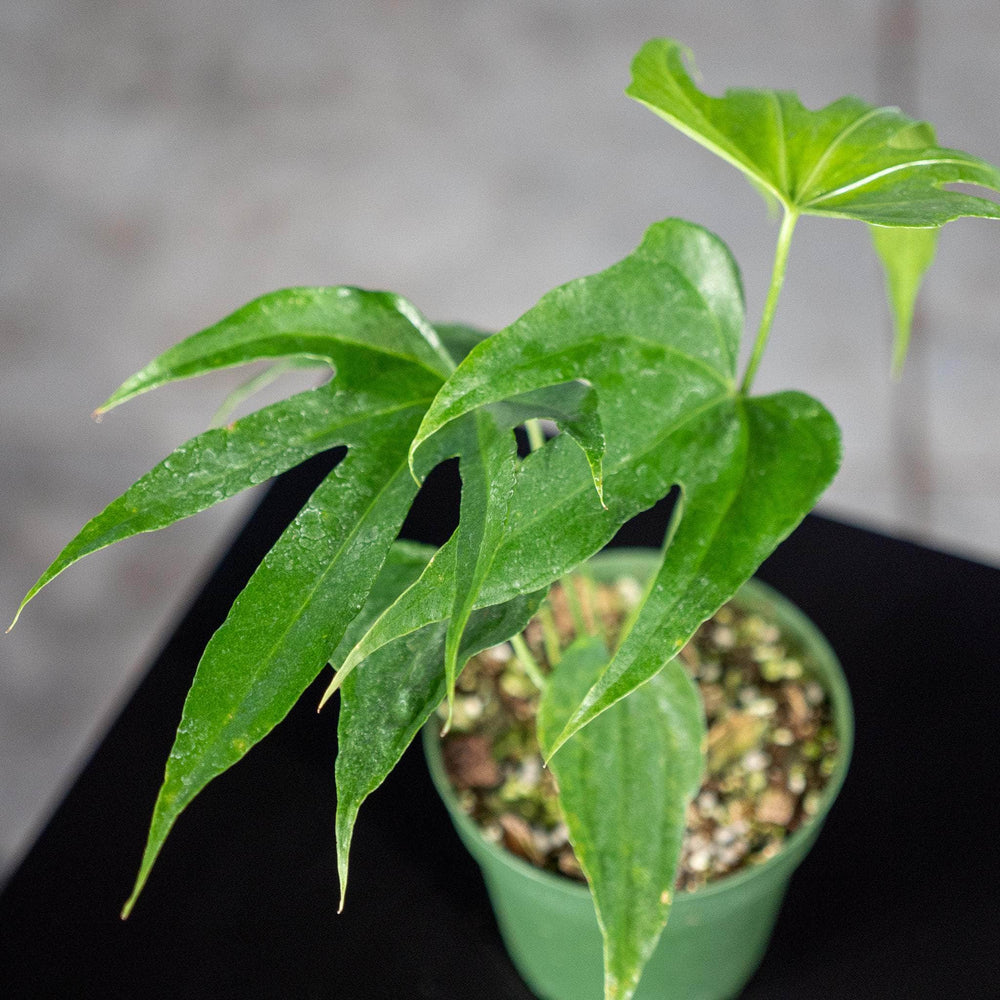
[439,572,840,892]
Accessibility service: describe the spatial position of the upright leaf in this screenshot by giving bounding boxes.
[627,38,1000,226]
[627,37,1000,365]
[537,637,705,1000]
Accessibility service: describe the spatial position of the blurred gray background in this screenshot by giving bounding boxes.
[2,0,998,881]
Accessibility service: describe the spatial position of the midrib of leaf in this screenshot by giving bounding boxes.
[629,94,785,209]
[769,91,790,197]
[802,156,991,208]
[331,382,723,685]
[415,339,733,468]
[794,104,895,203]
[121,417,422,916]
[547,399,752,757]
[9,388,437,630]
[495,392,734,552]
[231,448,416,705]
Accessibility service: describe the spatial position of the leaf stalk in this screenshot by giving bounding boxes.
[740,207,799,394]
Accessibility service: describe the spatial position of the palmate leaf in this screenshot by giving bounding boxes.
[320,376,608,706]
[537,637,704,1000]
[627,38,1000,226]
[410,218,840,757]
[10,285,467,913]
[551,391,838,754]
[121,397,426,916]
[627,37,1000,367]
[322,219,744,690]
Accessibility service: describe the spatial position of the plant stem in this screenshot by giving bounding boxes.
[525,418,547,452]
[740,207,799,394]
[510,633,547,691]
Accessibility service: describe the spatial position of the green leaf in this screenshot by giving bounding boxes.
[121,404,425,916]
[334,549,544,908]
[627,38,1000,226]
[549,391,839,756]
[627,39,1000,374]
[98,286,453,414]
[329,219,746,687]
[10,355,441,629]
[414,218,744,592]
[404,218,839,754]
[537,637,704,1000]
[871,225,938,375]
[443,410,519,726]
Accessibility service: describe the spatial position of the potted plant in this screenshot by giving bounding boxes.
[10,37,1000,1000]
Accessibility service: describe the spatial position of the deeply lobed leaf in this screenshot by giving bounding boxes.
[97,286,453,414]
[627,38,1000,226]
[627,38,1000,372]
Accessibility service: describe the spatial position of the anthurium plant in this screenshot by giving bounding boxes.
[12,38,1000,1000]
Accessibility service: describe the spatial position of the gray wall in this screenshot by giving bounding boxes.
[3,0,998,877]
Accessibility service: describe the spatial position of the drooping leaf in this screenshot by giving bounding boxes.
[97,286,453,414]
[334,544,544,907]
[537,637,704,1000]
[10,354,441,629]
[871,225,938,375]
[121,404,425,916]
[627,38,1000,227]
[549,391,839,755]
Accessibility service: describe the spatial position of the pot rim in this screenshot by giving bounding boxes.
[423,548,854,905]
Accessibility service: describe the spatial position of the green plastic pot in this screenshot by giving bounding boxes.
[423,549,853,1000]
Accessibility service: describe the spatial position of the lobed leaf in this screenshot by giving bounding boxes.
[121,404,425,916]
[538,637,704,1000]
[329,219,747,686]
[627,38,1000,367]
[443,410,519,726]
[98,286,453,414]
[10,353,441,629]
[549,391,839,756]
[627,38,1000,227]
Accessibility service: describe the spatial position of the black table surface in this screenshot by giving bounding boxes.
[2,453,998,999]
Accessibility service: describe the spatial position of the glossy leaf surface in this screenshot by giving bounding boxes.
[97,286,452,414]
[11,355,439,629]
[443,410,519,724]
[413,219,839,752]
[334,543,544,906]
[538,637,704,1000]
[628,38,1000,368]
[122,405,424,915]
